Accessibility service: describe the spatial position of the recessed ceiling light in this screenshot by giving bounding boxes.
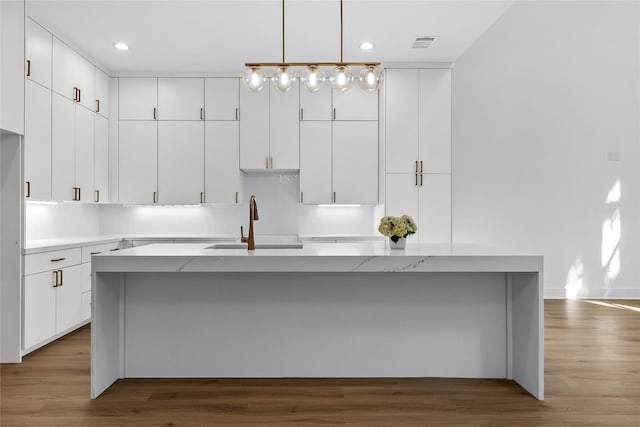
[360,41,374,51]
[114,42,129,51]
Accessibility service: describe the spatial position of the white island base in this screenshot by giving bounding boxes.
[91,243,543,400]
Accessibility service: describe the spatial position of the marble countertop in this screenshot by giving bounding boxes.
[92,242,543,273]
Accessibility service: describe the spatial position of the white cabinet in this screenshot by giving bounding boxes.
[300,121,378,205]
[80,241,121,322]
[158,78,204,121]
[52,37,94,110]
[333,88,378,121]
[94,67,110,118]
[0,0,25,134]
[25,80,52,200]
[300,85,332,121]
[205,121,240,203]
[23,248,83,352]
[239,84,269,169]
[94,114,109,203]
[205,78,239,121]
[332,121,378,204]
[157,121,204,204]
[75,104,95,202]
[269,82,299,169]
[300,122,332,204]
[51,93,76,201]
[119,78,157,121]
[384,68,452,244]
[118,121,157,204]
[26,18,52,90]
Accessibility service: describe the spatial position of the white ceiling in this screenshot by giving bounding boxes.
[27,0,514,75]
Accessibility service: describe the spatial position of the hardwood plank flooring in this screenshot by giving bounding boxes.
[2,299,639,426]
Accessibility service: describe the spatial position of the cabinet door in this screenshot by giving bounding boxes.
[51,93,76,201]
[76,56,95,111]
[300,84,332,121]
[300,122,332,204]
[418,174,451,244]
[119,78,157,121]
[205,121,240,203]
[56,265,83,334]
[0,0,25,134]
[94,114,109,203]
[269,82,299,169]
[75,105,95,202]
[25,80,52,201]
[158,121,204,204]
[52,37,80,101]
[119,121,157,204]
[158,78,204,121]
[332,88,378,121]
[94,67,110,118]
[26,18,52,89]
[23,272,57,350]
[332,121,378,204]
[419,69,451,173]
[81,291,91,323]
[205,78,239,121]
[239,86,269,169]
[385,69,419,174]
[384,174,419,234]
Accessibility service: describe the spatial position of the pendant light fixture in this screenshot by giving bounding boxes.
[244,0,381,93]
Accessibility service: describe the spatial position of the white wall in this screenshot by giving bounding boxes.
[452,1,640,298]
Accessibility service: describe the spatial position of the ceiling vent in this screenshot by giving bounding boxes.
[412,36,436,49]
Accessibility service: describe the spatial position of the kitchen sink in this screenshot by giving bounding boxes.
[206,242,303,249]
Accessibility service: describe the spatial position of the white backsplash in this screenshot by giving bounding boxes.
[27,173,380,241]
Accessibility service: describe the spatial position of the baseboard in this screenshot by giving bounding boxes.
[545,288,640,299]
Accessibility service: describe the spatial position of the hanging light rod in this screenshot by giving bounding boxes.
[243,0,382,93]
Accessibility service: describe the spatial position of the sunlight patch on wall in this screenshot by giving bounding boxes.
[565,254,584,299]
[605,179,621,204]
[602,179,621,283]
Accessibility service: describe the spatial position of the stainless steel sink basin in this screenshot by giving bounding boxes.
[206,242,303,249]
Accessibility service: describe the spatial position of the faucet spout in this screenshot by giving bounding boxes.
[243,195,258,250]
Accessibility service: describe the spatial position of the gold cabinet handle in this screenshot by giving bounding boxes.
[26,181,31,198]
[235,108,239,120]
[333,108,336,121]
[235,191,238,203]
[95,190,100,203]
[72,187,79,201]
[266,157,269,168]
[420,160,423,174]
[420,173,423,187]
[77,187,81,201]
[96,99,100,113]
[200,108,204,120]
[50,257,66,262]
[420,160,423,186]
[153,107,157,120]
[415,161,419,186]
[270,157,273,169]
[300,108,304,121]
[26,59,31,77]
[200,191,204,204]
[109,248,120,252]
[300,192,304,203]
[333,192,336,204]
[90,251,102,255]
[58,269,63,287]
[53,270,59,287]
[153,191,157,204]
[73,87,78,102]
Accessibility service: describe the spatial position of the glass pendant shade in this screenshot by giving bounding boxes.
[301,65,325,93]
[358,65,383,91]
[330,65,353,92]
[244,67,266,92]
[273,66,294,92]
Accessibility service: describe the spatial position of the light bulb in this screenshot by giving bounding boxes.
[330,65,353,92]
[243,67,266,92]
[301,65,325,93]
[358,65,383,91]
[273,66,294,92]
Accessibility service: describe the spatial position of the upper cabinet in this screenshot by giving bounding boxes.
[119,78,157,121]
[204,78,239,121]
[25,80,52,201]
[385,69,419,174]
[94,67,110,118]
[332,88,378,121]
[419,69,451,174]
[52,38,94,110]
[158,78,204,121]
[239,84,269,170]
[26,18,52,90]
[300,85,332,121]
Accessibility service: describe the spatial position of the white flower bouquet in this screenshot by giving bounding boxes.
[378,215,417,242]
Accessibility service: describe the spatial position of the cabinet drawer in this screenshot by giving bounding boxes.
[25,248,82,275]
[81,241,122,262]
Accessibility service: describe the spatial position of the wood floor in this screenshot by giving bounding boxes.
[1,299,639,426]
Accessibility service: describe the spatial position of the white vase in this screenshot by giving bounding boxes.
[389,236,406,249]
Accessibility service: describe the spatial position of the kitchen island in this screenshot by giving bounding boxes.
[91,243,543,399]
